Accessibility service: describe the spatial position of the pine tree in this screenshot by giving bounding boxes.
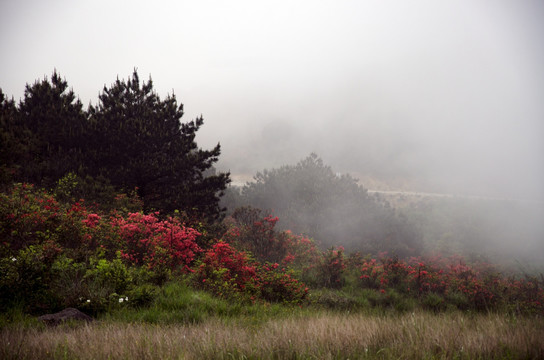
[8,71,87,188]
[87,70,230,219]
[0,89,22,188]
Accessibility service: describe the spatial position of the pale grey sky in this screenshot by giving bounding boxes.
[1,0,543,200]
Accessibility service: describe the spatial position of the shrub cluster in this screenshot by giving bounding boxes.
[193,241,308,304]
[0,185,314,313]
[0,184,199,314]
[358,254,544,314]
[222,207,349,289]
[111,212,200,273]
[2,183,543,316]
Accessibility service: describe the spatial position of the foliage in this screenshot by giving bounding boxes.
[310,288,368,311]
[103,280,281,325]
[2,72,87,189]
[85,254,132,295]
[224,206,286,263]
[1,70,230,220]
[0,183,62,250]
[358,253,544,314]
[0,90,23,188]
[317,246,346,289]
[0,241,62,313]
[54,172,143,214]
[1,180,543,318]
[87,70,230,218]
[110,212,201,274]
[193,241,308,304]
[0,184,203,314]
[237,154,422,256]
[224,207,322,280]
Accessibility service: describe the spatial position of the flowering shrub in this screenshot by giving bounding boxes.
[317,246,346,289]
[226,209,350,290]
[279,230,320,269]
[110,212,201,272]
[57,199,97,251]
[198,241,253,299]
[0,183,62,250]
[194,241,259,300]
[225,207,285,263]
[0,184,204,312]
[1,184,202,272]
[2,184,542,315]
[194,241,307,304]
[359,254,544,314]
[224,208,322,283]
[360,258,382,290]
[258,264,309,304]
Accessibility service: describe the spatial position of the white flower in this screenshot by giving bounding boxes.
[11,257,16,262]
[119,298,124,303]
[125,297,128,301]
[86,299,91,303]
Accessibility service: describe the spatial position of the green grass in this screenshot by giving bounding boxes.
[101,280,305,326]
[0,306,43,330]
[2,281,543,359]
[2,309,543,359]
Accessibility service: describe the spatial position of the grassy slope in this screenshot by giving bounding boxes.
[2,311,543,359]
[1,282,543,360]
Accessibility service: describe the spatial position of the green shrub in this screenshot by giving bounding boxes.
[365,289,388,308]
[71,253,134,315]
[126,284,158,307]
[422,292,446,312]
[445,290,470,310]
[364,289,410,311]
[0,241,62,313]
[85,253,132,294]
[50,255,88,309]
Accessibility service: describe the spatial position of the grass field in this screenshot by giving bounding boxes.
[2,309,543,359]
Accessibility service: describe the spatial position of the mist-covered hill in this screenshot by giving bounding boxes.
[223,154,544,269]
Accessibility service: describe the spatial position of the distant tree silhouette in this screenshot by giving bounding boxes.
[239,154,422,256]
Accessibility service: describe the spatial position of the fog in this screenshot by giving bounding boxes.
[2,0,543,202]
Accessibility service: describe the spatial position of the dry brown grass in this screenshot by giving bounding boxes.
[1,311,543,359]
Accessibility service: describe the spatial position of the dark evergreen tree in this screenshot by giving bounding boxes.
[14,71,87,188]
[0,90,23,188]
[87,70,230,219]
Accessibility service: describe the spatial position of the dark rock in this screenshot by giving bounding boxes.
[38,308,93,326]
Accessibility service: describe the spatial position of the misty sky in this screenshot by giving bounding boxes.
[1,0,543,200]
